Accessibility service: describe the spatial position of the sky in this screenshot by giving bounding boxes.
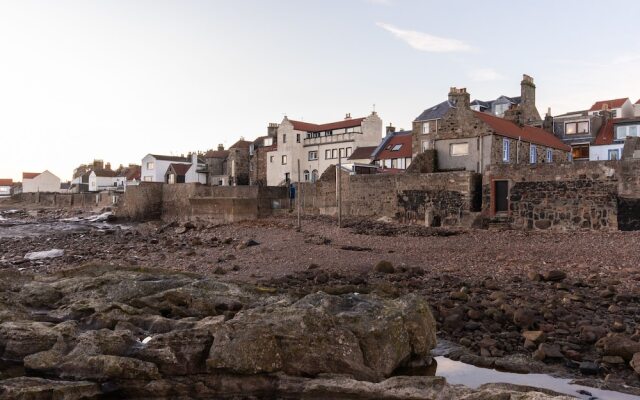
[1,0,640,181]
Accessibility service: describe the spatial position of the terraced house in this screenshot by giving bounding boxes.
[266,112,382,185]
[418,83,570,174]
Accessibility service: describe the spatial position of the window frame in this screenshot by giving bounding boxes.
[608,149,620,160]
[502,138,510,162]
[281,155,287,165]
[530,144,537,164]
[146,162,155,170]
[450,142,469,157]
[308,150,318,161]
[546,149,553,163]
[422,122,430,134]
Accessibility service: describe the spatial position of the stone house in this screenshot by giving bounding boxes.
[88,169,123,192]
[22,171,62,193]
[203,139,252,186]
[412,75,541,156]
[266,112,383,185]
[422,85,570,174]
[249,124,278,186]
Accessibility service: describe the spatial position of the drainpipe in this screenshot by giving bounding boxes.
[516,136,522,164]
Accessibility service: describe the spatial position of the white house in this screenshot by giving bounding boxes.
[88,170,125,192]
[0,179,12,197]
[590,117,640,161]
[588,98,634,119]
[141,153,207,184]
[22,171,61,193]
[266,112,383,186]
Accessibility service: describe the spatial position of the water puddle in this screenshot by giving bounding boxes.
[0,211,132,238]
[434,356,639,400]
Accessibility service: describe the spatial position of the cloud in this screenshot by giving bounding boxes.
[376,22,472,53]
[468,68,504,82]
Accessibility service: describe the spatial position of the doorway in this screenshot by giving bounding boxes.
[494,180,509,214]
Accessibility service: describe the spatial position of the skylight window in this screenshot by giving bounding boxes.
[392,144,402,151]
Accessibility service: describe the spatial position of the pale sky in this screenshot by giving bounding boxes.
[1,0,639,181]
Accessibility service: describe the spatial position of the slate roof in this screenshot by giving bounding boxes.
[474,112,571,151]
[22,172,40,179]
[149,154,190,162]
[414,100,454,122]
[168,163,192,175]
[0,179,13,186]
[347,146,377,161]
[289,117,366,132]
[374,132,413,160]
[589,98,629,112]
[471,95,521,111]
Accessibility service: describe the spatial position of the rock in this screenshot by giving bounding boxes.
[541,270,566,282]
[207,292,436,381]
[579,361,600,375]
[0,321,59,360]
[601,355,625,364]
[213,266,226,275]
[0,377,100,399]
[513,308,536,330]
[374,260,395,274]
[237,239,260,250]
[596,335,640,361]
[24,249,64,260]
[533,343,564,361]
[527,271,542,281]
[631,353,640,375]
[522,330,545,344]
[449,291,469,302]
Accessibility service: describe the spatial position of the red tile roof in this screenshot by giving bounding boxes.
[0,179,13,186]
[589,98,629,112]
[594,119,615,145]
[474,112,571,151]
[348,146,377,161]
[169,163,192,175]
[230,140,252,149]
[22,172,40,179]
[289,117,366,133]
[375,133,413,160]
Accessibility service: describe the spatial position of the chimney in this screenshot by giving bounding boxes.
[520,74,541,122]
[93,160,104,170]
[267,123,279,138]
[543,107,554,133]
[217,144,224,151]
[345,113,351,120]
[105,162,111,171]
[448,87,470,110]
[386,123,396,135]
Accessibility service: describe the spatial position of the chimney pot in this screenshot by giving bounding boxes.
[217,144,224,151]
[345,113,351,119]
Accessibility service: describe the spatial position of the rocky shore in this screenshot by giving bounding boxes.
[1,206,640,398]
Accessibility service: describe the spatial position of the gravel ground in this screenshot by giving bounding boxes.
[2,206,640,394]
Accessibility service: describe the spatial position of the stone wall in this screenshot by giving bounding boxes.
[118,183,288,223]
[11,192,118,210]
[482,161,639,231]
[298,167,481,227]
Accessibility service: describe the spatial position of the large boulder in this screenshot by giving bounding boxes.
[596,335,640,361]
[207,292,435,381]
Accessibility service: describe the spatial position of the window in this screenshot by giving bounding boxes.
[495,103,509,117]
[422,141,430,151]
[611,110,617,118]
[384,159,392,168]
[284,172,290,183]
[391,144,402,151]
[264,138,273,146]
[346,147,352,157]
[311,170,319,182]
[530,144,537,164]
[502,138,510,162]
[283,134,287,143]
[308,151,318,161]
[565,121,589,135]
[422,122,430,134]
[608,149,620,160]
[450,143,469,156]
[144,176,153,182]
[546,149,553,163]
[398,158,406,169]
[332,149,337,159]
[339,148,345,158]
[325,149,331,159]
[631,126,639,137]
[571,145,589,160]
[303,170,310,181]
[146,162,155,170]
[282,155,287,165]
[619,125,640,139]
[270,156,274,163]
[296,134,300,143]
[391,159,397,168]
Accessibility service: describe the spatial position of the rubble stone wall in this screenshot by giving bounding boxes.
[483,161,640,231]
[11,192,118,209]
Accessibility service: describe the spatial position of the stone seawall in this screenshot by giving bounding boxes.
[484,160,640,231]
[10,192,118,209]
